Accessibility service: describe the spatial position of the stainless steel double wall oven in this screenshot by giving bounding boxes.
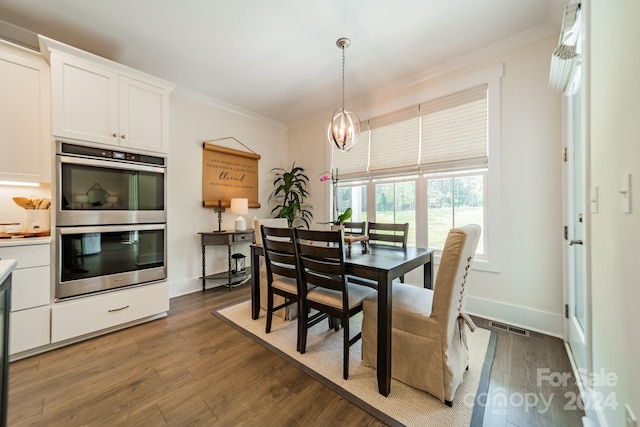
[55,142,167,300]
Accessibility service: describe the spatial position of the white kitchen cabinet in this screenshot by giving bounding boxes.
[0,241,51,355]
[51,281,169,343]
[0,39,51,184]
[39,35,173,154]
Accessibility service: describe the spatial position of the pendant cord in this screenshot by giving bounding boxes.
[341,45,346,112]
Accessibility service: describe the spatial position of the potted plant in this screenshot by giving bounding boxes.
[269,163,313,228]
[330,207,353,230]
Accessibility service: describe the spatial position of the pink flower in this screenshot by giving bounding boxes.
[320,175,330,182]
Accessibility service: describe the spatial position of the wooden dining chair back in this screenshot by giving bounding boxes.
[367,222,409,249]
[261,225,304,351]
[367,221,409,282]
[342,221,366,235]
[254,218,295,320]
[294,228,376,379]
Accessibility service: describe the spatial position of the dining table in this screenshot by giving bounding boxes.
[250,242,434,397]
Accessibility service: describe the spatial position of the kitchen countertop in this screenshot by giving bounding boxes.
[0,259,18,284]
[0,236,51,247]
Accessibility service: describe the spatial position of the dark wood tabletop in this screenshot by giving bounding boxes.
[250,243,434,396]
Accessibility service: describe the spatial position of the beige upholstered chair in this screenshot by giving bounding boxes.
[253,218,296,319]
[361,224,481,405]
[295,229,377,379]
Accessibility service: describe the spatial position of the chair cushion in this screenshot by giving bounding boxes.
[271,276,298,294]
[362,282,439,340]
[306,282,376,310]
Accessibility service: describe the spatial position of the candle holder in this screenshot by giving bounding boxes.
[213,199,226,232]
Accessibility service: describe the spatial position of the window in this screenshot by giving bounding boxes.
[331,65,503,272]
[336,181,367,223]
[374,177,417,246]
[426,171,486,259]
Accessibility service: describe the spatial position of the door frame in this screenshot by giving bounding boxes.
[561,0,595,423]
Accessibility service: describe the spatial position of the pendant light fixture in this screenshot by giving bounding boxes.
[327,37,360,151]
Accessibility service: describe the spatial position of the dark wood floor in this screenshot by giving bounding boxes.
[7,284,583,426]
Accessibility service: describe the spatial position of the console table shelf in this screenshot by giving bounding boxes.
[198,230,255,291]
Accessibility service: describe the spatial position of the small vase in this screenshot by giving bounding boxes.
[330,224,344,231]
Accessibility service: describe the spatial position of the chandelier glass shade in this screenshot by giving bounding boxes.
[328,37,360,151]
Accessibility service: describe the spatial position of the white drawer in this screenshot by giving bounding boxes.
[11,265,50,311]
[0,243,50,269]
[51,282,169,343]
[10,305,51,355]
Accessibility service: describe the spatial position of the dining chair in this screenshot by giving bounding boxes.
[261,225,307,351]
[294,228,377,379]
[254,218,297,320]
[342,221,366,235]
[367,221,409,282]
[361,224,481,406]
[367,221,409,249]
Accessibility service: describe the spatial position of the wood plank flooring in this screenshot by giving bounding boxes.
[7,284,583,426]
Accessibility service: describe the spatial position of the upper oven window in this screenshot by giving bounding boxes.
[60,161,165,212]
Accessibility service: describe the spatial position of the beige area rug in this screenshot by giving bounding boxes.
[214,301,495,427]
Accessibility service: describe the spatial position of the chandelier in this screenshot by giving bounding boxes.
[327,37,360,151]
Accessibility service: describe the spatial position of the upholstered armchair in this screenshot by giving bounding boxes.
[361,224,481,405]
[253,218,297,320]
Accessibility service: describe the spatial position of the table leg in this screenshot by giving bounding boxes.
[201,245,206,292]
[251,246,261,320]
[377,273,393,396]
[424,255,433,289]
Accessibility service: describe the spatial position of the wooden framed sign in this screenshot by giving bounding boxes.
[202,143,261,208]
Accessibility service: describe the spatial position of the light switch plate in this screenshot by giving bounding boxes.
[621,174,632,214]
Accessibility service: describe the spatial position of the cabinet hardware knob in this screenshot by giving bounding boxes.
[120,134,126,139]
[569,240,583,245]
[112,132,118,137]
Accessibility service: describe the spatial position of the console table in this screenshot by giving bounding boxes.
[198,230,255,291]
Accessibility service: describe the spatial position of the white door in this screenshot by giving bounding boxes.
[564,5,591,389]
[566,84,590,376]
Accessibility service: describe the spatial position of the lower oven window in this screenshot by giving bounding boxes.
[57,225,166,299]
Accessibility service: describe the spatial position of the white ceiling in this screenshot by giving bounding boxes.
[0,0,566,128]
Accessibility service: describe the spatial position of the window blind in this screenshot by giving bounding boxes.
[331,84,488,176]
[331,127,369,177]
[419,85,488,173]
[368,106,420,174]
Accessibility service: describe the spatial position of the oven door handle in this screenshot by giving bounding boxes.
[58,155,166,174]
[58,223,166,235]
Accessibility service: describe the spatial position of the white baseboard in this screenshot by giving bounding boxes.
[169,277,232,298]
[466,295,564,337]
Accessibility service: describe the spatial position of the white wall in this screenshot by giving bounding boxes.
[288,35,565,336]
[167,94,288,297]
[590,1,640,426]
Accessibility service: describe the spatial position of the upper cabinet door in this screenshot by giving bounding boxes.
[42,35,174,154]
[0,41,51,183]
[118,76,169,153]
[50,52,119,146]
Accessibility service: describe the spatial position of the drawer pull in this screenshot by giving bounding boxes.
[108,305,130,313]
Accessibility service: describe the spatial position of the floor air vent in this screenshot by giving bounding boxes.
[489,321,530,337]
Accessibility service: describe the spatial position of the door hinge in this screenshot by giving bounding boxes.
[565,304,569,319]
[563,147,568,162]
[564,226,568,240]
